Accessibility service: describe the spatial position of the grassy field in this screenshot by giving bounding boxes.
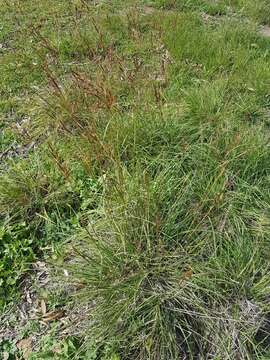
[1,0,270,358]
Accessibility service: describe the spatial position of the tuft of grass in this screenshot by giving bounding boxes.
[64,159,270,358]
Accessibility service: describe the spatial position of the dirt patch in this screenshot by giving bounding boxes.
[201,12,221,24]
[259,25,270,37]
[142,5,156,15]
[0,261,92,355]
[0,141,38,164]
[0,262,51,345]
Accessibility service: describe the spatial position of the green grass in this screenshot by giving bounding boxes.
[1,0,270,358]
[155,0,270,24]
